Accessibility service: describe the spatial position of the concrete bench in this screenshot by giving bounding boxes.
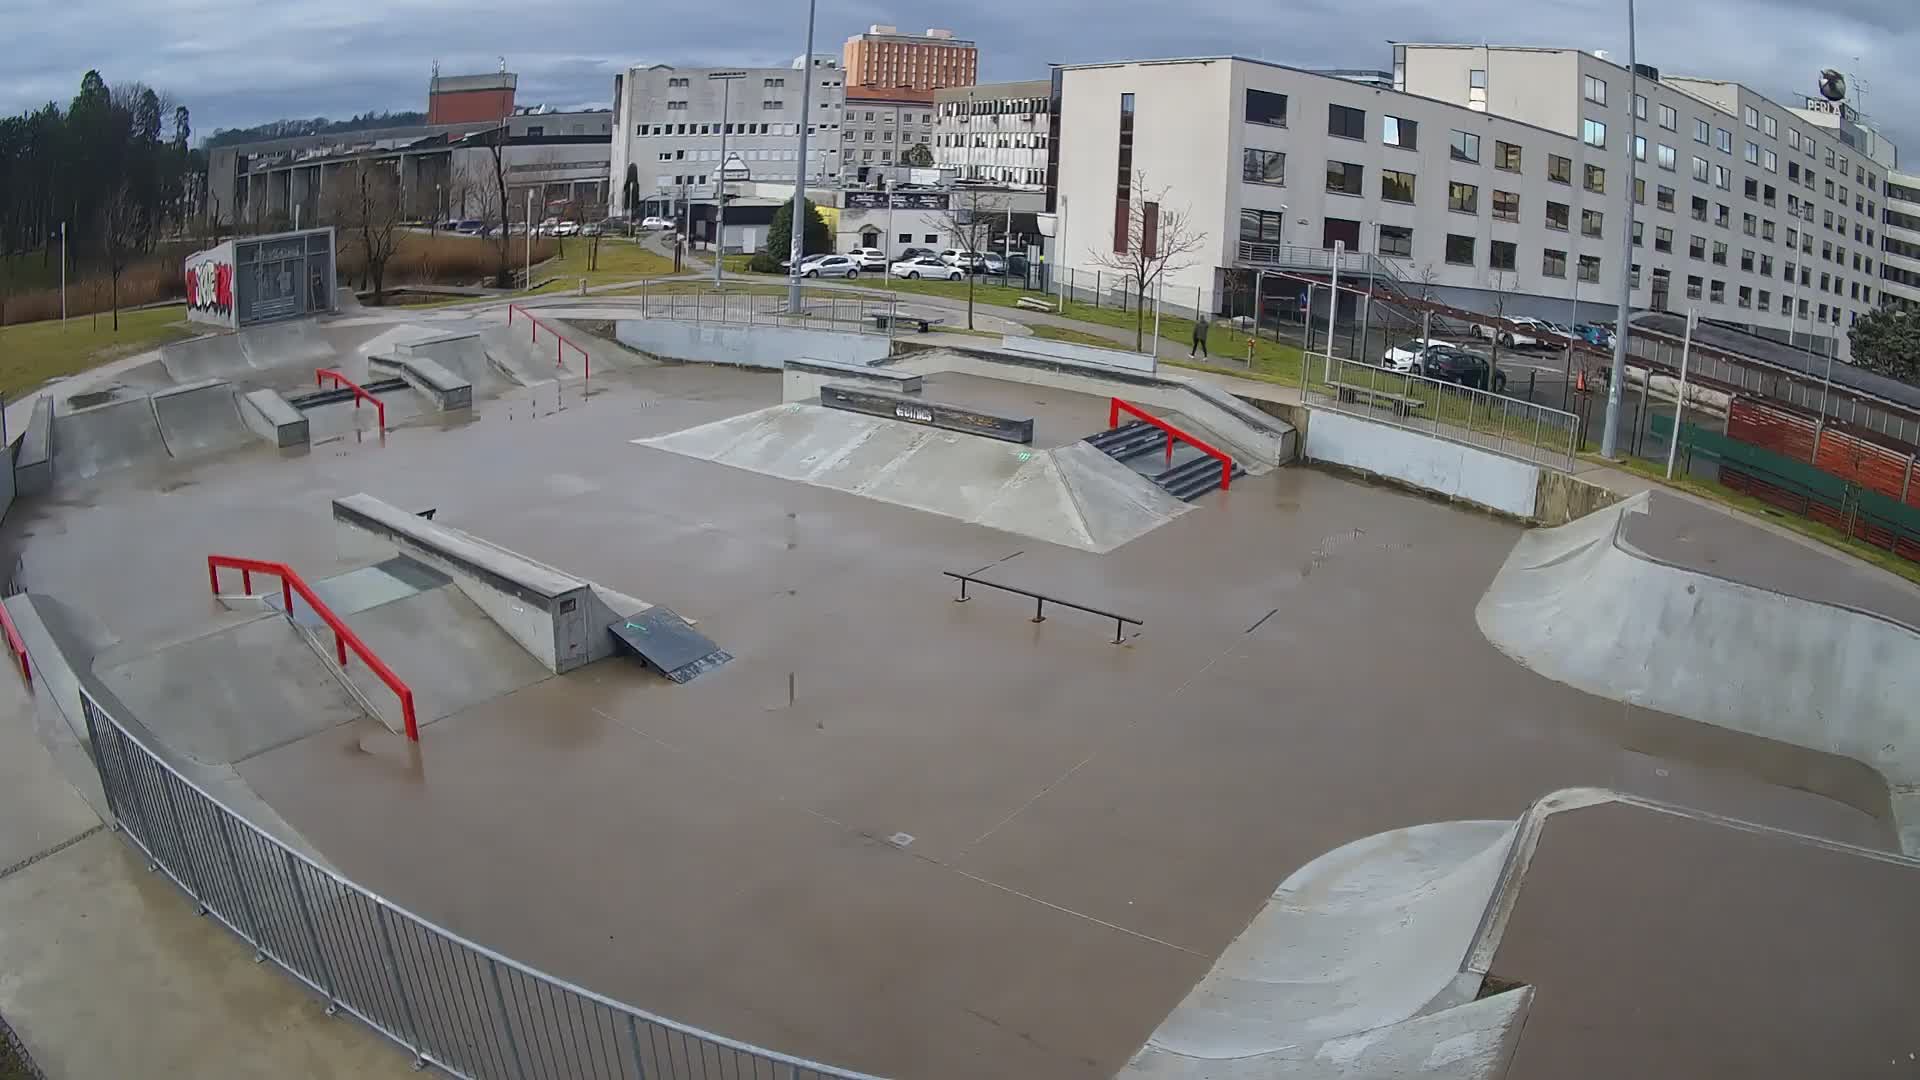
[368,353,473,411]
[865,312,945,333]
[1016,296,1058,313]
[1329,381,1427,418]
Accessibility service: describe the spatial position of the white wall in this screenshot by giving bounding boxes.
[1304,409,1539,517]
[614,320,891,369]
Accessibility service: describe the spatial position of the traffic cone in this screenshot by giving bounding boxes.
[1576,368,1588,393]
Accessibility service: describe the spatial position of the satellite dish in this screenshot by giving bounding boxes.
[1819,69,1847,102]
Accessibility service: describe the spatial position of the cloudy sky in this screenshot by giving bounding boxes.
[5,0,1914,158]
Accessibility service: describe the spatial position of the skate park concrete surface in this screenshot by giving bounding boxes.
[7,304,1920,1078]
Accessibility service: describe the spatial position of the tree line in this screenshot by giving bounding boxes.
[205,110,425,149]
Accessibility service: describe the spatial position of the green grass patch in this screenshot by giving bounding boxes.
[0,305,194,399]
[1029,324,1125,348]
[536,238,677,287]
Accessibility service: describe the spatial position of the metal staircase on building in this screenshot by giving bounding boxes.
[1085,420,1245,501]
[1238,242,1471,339]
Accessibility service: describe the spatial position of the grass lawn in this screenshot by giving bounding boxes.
[1029,325,1126,348]
[1605,454,1920,587]
[531,238,676,289]
[0,305,193,399]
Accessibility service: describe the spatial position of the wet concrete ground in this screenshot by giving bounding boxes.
[2,360,1901,1078]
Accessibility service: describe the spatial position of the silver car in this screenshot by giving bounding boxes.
[801,254,861,279]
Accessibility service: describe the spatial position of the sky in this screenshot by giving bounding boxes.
[5,0,1915,161]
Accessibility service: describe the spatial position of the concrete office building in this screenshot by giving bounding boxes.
[610,61,846,235]
[840,86,936,186]
[842,26,976,91]
[1881,171,1920,309]
[933,80,1052,189]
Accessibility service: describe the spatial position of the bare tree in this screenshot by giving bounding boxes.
[933,185,1010,331]
[471,126,514,287]
[1086,171,1208,351]
[328,159,408,305]
[1484,269,1518,387]
[98,182,146,331]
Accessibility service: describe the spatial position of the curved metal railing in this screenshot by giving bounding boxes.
[79,686,879,1080]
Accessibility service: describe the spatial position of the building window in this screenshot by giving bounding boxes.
[1743,105,1759,129]
[1583,118,1607,148]
[1245,89,1288,127]
[1712,240,1728,265]
[1745,142,1760,165]
[1633,220,1644,247]
[1742,177,1758,201]
[1243,148,1285,185]
[1492,190,1519,222]
[1239,208,1286,244]
[1765,115,1778,138]
[1635,135,1646,162]
[1548,154,1572,184]
[1491,239,1516,270]
[1328,103,1367,140]
[1743,213,1758,236]
[1543,248,1567,278]
[1635,178,1646,204]
[1789,161,1801,181]
[1657,186,1675,212]
[1762,221,1775,242]
[1711,280,1726,303]
[1326,160,1364,196]
[1758,290,1771,311]
[1741,248,1755,272]
[1689,234,1707,259]
[1716,128,1732,153]
[1584,75,1608,105]
[1691,196,1709,222]
[1449,181,1479,214]
[1578,254,1602,283]
[1659,103,1677,130]
[1113,93,1135,255]
[1469,68,1487,108]
[1695,117,1710,143]
[1715,203,1730,228]
[1764,149,1778,173]
[1379,225,1413,257]
[1445,234,1476,265]
[1494,141,1521,172]
[1546,201,1570,231]
[1584,164,1605,194]
[1450,130,1480,163]
[1582,208,1604,238]
[1380,168,1416,203]
[1657,144,1676,171]
[1687,274,1704,299]
[1713,165,1730,190]
[1635,93,1647,120]
[1655,227,1673,253]
[1692,156,1710,182]
[1383,115,1418,149]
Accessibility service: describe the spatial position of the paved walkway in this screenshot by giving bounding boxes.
[0,673,413,1078]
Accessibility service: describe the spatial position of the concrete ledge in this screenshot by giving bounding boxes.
[1304,410,1540,519]
[998,334,1157,375]
[783,357,921,403]
[237,389,310,448]
[1532,468,1621,526]
[368,354,473,411]
[15,397,51,496]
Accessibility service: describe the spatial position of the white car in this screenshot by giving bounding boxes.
[1382,337,1455,372]
[553,221,581,237]
[1473,317,1546,349]
[890,257,963,281]
[847,247,889,270]
[640,216,674,230]
[939,249,985,272]
[800,254,861,278]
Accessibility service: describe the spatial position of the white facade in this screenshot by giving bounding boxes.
[610,63,845,218]
[933,80,1052,188]
[1883,171,1920,309]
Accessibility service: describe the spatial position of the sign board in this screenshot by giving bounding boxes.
[819,385,1034,443]
[844,191,950,211]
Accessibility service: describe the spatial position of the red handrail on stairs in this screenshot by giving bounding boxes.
[0,598,29,688]
[316,368,388,434]
[507,303,591,379]
[1108,397,1235,491]
[207,555,419,741]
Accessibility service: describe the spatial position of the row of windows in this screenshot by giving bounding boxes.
[932,133,1047,149]
[636,122,804,137]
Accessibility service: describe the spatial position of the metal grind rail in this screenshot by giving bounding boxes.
[206,554,419,741]
[1109,397,1235,491]
[79,686,879,1080]
[507,303,591,379]
[944,570,1143,643]
[315,368,388,434]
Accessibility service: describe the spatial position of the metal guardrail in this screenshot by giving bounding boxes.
[1305,355,1579,472]
[944,570,1142,643]
[507,304,591,379]
[631,288,905,337]
[79,687,878,1080]
[1235,242,1413,284]
[316,369,388,434]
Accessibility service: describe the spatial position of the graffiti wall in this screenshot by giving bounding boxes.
[183,241,237,329]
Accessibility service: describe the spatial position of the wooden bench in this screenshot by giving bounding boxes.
[1016,296,1058,313]
[866,312,946,333]
[1328,381,1427,418]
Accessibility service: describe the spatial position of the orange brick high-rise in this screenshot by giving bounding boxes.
[842,26,977,91]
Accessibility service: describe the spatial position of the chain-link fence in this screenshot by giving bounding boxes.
[81,688,877,1080]
[1304,355,1579,471]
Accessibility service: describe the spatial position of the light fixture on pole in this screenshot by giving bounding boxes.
[709,70,747,287]
[1600,0,1640,458]
[786,0,819,313]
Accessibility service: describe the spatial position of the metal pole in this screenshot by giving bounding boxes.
[1359,224,1375,358]
[715,75,731,287]
[1813,332,1838,462]
[1252,269,1264,340]
[60,222,67,324]
[786,0,818,313]
[885,178,896,349]
[1302,284,1314,356]
[1324,240,1343,381]
[1152,276,1162,358]
[524,189,533,289]
[1666,308,1695,479]
[1600,0,1640,458]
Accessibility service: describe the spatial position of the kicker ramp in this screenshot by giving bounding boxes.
[150,379,256,458]
[1477,491,1920,853]
[332,494,655,675]
[52,395,168,481]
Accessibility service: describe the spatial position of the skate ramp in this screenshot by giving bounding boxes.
[335,583,552,730]
[159,332,254,383]
[1477,491,1920,852]
[1125,820,1518,1077]
[53,395,168,481]
[150,379,255,458]
[636,403,1193,552]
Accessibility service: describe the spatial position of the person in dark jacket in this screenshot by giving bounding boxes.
[1190,314,1211,358]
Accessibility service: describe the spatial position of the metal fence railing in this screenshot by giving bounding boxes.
[1303,354,1579,472]
[80,687,877,1080]
[632,288,908,337]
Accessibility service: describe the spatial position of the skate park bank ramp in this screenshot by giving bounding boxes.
[1477,490,1920,852]
[49,380,289,484]
[159,319,336,384]
[635,402,1195,552]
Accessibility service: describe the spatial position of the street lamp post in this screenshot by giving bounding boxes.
[786,0,819,313]
[1600,0,1640,457]
[710,71,746,287]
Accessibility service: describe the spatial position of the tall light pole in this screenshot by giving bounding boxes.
[1600,0,1639,458]
[786,0,819,313]
[525,189,533,289]
[710,71,745,287]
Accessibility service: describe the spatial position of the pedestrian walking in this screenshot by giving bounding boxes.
[1190,314,1211,358]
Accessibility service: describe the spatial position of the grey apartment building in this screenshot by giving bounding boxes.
[840,85,936,186]
[933,80,1052,189]
[1054,46,1881,359]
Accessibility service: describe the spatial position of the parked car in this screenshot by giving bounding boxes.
[801,254,861,278]
[1415,345,1510,393]
[890,256,963,281]
[1472,317,1546,349]
[581,222,605,237]
[640,216,674,230]
[847,247,889,269]
[891,247,937,264]
[781,253,831,271]
[939,249,986,272]
[1382,337,1455,372]
[1572,323,1615,348]
[981,253,1007,275]
[553,221,581,237]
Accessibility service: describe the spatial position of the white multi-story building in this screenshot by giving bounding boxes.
[933,80,1052,189]
[609,60,845,230]
[1882,171,1920,309]
[1053,48,1881,359]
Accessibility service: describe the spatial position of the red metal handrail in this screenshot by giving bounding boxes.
[0,597,30,688]
[507,303,591,379]
[1108,397,1235,491]
[207,555,419,741]
[316,368,388,434]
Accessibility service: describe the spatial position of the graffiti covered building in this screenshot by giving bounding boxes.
[183,228,337,329]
